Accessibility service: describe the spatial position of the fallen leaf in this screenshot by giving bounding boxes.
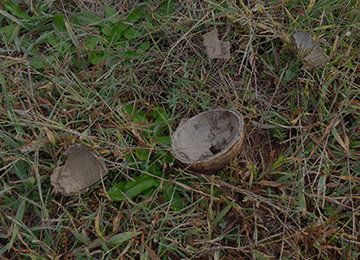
[44,126,56,145]
[203,29,231,60]
[251,3,263,14]
[95,209,105,240]
[142,232,161,260]
[331,125,351,157]
[292,31,328,68]
[51,144,107,196]
[257,180,292,187]
[336,175,360,182]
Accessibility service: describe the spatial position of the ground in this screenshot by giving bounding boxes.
[0,0,360,259]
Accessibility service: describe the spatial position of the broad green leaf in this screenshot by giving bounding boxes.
[125,8,146,24]
[109,175,156,201]
[85,36,100,51]
[153,107,168,120]
[154,136,171,146]
[76,11,101,26]
[139,41,150,51]
[30,56,55,69]
[176,25,188,32]
[351,141,360,149]
[152,107,169,134]
[108,232,141,247]
[142,186,156,198]
[5,2,30,20]
[64,20,79,47]
[70,230,91,245]
[139,160,150,172]
[160,0,175,15]
[135,149,151,160]
[121,105,148,123]
[152,149,173,164]
[9,200,27,249]
[52,15,66,32]
[151,118,167,137]
[161,182,183,210]
[26,13,53,28]
[0,122,28,181]
[147,162,162,175]
[125,50,138,57]
[212,205,231,228]
[108,182,127,201]
[105,7,120,23]
[27,18,53,32]
[35,0,52,14]
[0,243,10,255]
[123,28,143,40]
[70,52,86,69]
[101,24,112,36]
[124,177,157,199]
[109,20,128,42]
[0,24,19,43]
[89,51,110,65]
[114,41,126,49]
[0,9,29,30]
[122,104,138,118]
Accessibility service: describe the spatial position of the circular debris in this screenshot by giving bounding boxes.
[171,109,244,173]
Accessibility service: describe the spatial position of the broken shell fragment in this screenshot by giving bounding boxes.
[203,28,231,60]
[171,109,244,173]
[292,31,328,68]
[51,144,107,196]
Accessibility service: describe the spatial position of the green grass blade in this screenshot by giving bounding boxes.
[0,9,30,30]
[107,231,141,247]
[8,200,26,251]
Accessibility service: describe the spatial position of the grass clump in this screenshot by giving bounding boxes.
[1,0,360,259]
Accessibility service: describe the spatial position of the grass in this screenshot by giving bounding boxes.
[1,0,360,259]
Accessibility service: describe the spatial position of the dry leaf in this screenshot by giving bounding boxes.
[331,125,351,157]
[251,3,263,14]
[203,29,231,60]
[336,175,360,182]
[142,232,161,260]
[257,180,292,187]
[44,126,56,145]
[51,144,107,196]
[293,31,328,68]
